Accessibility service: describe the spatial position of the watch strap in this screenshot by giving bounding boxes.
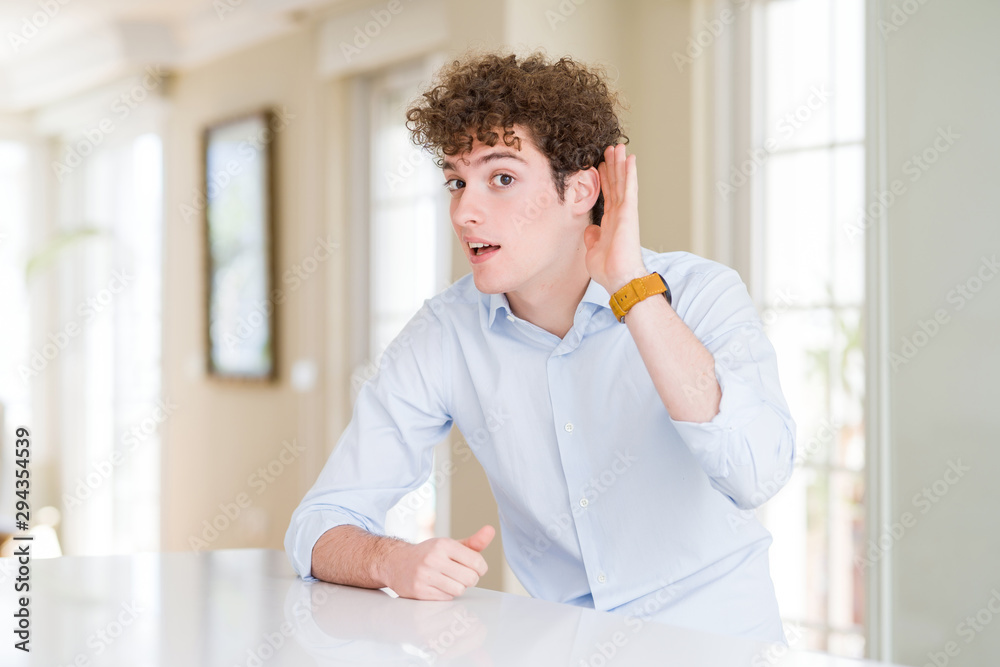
[609,272,671,323]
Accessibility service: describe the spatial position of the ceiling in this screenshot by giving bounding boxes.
[0,0,348,113]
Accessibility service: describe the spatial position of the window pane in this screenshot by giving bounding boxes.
[764,0,833,150]
[53,132,163,556]
[0,141,31,406]
[763,144,863,309]
[372,200,439,311]
[765,0,866,147]
[833,0,866,144]
[765,466,834,646]
[766,308,835,466]
[829,470,865,632]
[764,467,810,619]
[832,145,866,306]
[831,307,865,471]
[806,469,830,629]
[763,149,832,307]
[374,122,438,201]
[0,141,33,515]
[114,134,163,553]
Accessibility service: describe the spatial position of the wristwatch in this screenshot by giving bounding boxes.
[609,272,672,323]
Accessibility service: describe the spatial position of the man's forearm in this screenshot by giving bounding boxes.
[624,292,722,423]
[310,525,408,588]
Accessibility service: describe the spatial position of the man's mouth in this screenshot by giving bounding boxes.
[469,242,501,256]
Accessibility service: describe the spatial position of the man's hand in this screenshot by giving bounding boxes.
[378,525,495,601]
[584,143,648,294]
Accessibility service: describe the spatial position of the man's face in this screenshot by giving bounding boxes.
[443,126,590,297]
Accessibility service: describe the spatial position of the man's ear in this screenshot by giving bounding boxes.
[569,167,601,217]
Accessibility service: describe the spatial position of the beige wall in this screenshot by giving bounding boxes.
[618,0,694,255]
[879,0,1000,664]
[161,27,328,552]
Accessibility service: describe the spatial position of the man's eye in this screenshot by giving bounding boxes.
[491,173,514,187]
[444,178,465,191]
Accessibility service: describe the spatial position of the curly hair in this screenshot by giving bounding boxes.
[405,51,629,226]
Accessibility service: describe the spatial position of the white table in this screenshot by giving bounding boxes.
[0,549,912,666]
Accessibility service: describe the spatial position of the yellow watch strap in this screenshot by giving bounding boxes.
[609,273,670,323]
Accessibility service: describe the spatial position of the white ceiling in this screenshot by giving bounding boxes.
[0,0,348,113]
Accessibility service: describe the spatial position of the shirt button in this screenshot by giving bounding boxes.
[597,573,607,584]
[579,498,589,508]
[564,423,574,432]
[506,314,516,322]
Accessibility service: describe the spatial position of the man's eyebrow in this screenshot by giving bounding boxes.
[442,150,527,172]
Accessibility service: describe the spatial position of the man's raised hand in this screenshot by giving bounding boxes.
[584,143,647,294]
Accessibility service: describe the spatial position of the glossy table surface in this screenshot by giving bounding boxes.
[0,548,912,666]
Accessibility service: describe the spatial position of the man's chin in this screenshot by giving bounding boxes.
[470,273,510,295]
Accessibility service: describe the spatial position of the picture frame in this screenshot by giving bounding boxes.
[202,109,277,381]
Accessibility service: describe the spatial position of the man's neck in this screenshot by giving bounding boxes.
[505,259,592,339]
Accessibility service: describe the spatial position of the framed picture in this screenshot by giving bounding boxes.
[203,110,277,381]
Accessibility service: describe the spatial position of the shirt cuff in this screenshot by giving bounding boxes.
[285,508,375,581]
[668,362,765,477]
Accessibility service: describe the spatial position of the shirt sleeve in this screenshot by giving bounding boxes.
[284,301,454,580]
[668,264,796,510]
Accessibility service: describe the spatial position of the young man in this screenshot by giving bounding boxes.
[285,52,796,645]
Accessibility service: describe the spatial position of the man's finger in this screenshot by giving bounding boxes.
[626,154,638,202]
[429,572,466,598]
[440,559,481,589]
[598,161,610,204]
[603,145,617,199]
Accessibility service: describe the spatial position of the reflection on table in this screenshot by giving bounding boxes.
[0,548,911,666]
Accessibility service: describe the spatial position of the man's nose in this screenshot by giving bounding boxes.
[452,184,485,227]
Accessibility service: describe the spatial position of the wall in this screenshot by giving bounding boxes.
[161,27,328,552]
[880,0,1000,664]
[618,0,694,255]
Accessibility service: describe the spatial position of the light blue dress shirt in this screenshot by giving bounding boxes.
[285,247,796,645]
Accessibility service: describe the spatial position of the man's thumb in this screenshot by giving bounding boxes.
[458,524,495,552]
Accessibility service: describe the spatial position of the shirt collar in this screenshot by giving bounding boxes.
[486,291,510,328]
[484,278,612,328]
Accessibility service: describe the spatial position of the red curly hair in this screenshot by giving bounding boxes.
[405,51,629,226]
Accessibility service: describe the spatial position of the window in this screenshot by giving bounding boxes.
[53,131,163,555]
[353,57,452,544]
[717,0,868,656]
[0,140,33,519]
[745,0,868,656]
